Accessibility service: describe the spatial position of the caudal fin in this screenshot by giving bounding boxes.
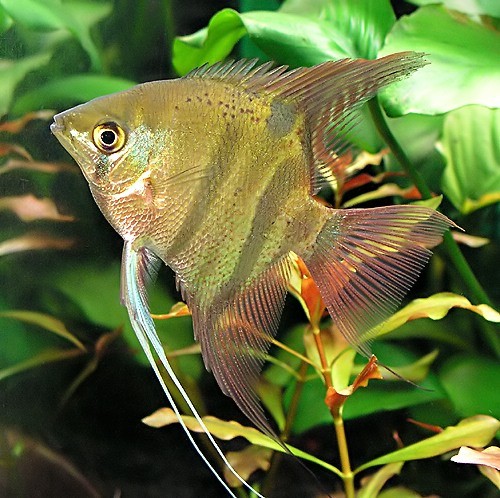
[301,206,455,355]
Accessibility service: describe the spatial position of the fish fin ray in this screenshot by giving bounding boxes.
[121,242,264,498]
[301,206,455,354]
[190,256,294,442]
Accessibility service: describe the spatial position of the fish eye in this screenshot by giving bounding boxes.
[93,122,126,153]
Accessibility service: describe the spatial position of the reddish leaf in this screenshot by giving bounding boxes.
[0,110,55,133]
[325,355,382,417]
[0,233,75,256]
[0,194,74,222]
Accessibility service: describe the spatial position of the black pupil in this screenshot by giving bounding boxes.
[100,129,117,146]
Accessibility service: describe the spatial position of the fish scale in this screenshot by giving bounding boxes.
[51,53,456,496]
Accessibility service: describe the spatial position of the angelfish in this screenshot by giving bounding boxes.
[51,53,454,496]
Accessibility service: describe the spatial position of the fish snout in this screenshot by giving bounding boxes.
[50,113,66,135]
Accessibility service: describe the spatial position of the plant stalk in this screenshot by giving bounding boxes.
[313,331,355,498]
[368,98,499,357]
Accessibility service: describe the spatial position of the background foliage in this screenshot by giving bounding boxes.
[0,0,499,497]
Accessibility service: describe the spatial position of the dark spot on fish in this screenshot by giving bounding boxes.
[230,114,235,119]
[196,96,202,102]
[223,112,228,117]
[204,92,209,97]
[174,105,179,111]
[207,99,212,105]
[225,103,230,109]
[186,97,192,102]
[267,99,296,137]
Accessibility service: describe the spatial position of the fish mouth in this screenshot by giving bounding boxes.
[50,113,66,135]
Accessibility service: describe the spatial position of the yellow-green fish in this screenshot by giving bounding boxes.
[51,53,453,496]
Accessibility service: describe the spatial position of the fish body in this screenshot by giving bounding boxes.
[51,54,454,495]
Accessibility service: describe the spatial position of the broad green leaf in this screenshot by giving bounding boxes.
[281,0,396,59]
[44,260,201,376]
[173,9,247,75]
[0,53,52,117]
[440,355,500,419]
[377,292,500,338]
[174,0,395,73]
[408,0,500,17]
[357,462,404,498]
[356,415,500,472]
[0,310,85,349]
[12,74,136,115]
[0,0,109,69]
[0,4,12,33]
[384,114,445,192]
[379,6,500,115]
[142,407,343,477]
[440,105,500,214]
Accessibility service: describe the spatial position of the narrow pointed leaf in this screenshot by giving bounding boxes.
[377,292,500,338]
[356,415,500,473]
[0,348,83,382]
[142,408,343,477]
[0,310,85,349]
[358,462,404,498]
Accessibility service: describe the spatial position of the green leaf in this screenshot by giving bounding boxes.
[142,407,344,478]
[173,9,247,75]
[0,347,82,382]
[384,114,445,192]
[408,0,500,18]
[440,105,500,214]
[0,0,110,70]
[0,4,12,33]
[173,0,396,75]
[357,462,404,498]
[44,259,201,376]
[379,6,500,115]
[0,310,85,350]
[356,415,500,472]
[379,487,430,498]
[281,0,395,59]
[12,74,136,115]
[440,355,500,419]
[377,292,500,338]
[0,52,52,117]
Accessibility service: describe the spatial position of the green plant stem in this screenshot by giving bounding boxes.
[313,332,355,498]
[333,413,355,498]
[368,98,499,357]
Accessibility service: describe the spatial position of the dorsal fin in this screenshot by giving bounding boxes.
[185,53,427,194]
